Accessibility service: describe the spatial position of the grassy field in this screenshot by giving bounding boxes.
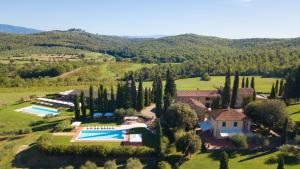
[144,76,280,93]
[180,151,299,169]
[287,104,300,122]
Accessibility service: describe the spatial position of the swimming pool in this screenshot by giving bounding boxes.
[76,129,126,141]
[16,105,59,117]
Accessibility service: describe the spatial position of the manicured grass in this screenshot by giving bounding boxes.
[287,104,300,122]
[51,135,121,147]
[144,76,280,93]
[180,151,299,169]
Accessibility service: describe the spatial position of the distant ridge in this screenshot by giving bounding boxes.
[0,24,43,34]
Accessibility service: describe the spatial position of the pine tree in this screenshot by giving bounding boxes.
[275,80,279,95]
[156,120,163,156]
[222,69,231,108]
[110,86,116,112]
[282,117,288,144]
[242,77,245,88]
[163,93,172,113]
[165,69,176,98]
[219,151,229,169]
[80,90,87,119]
[136,76,144,111]
[155,75,163,118]
[131,75,137,109]
[230,71,239,108]
[246,77,249,88]
[277,156,284,169]
[116,83,123,108]
[270,84,276,99]
[89,85,94,117]
[73,94,80,121]
[251,77,255,89]
[279,79,284,96]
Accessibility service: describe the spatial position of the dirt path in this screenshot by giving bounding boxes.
[141,104,156,118]
[57,67,81,78]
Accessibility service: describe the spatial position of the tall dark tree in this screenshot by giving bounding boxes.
[283,66,300,99]
[219,151,229,169]
[270,84,276,99]
[222,69,231,108]
[165,69,176,98]
[295,65,300,98]
[250,77,255,89]
[282,117,288,145]
[73,94,80,121]
[275,80,279,95]
[89,85,94,117]
[152,76,157,102]
[80,90,87,119]
[278,79,284,96]
[245,77,249,88]
[230,71,239,108]
[98,85,104,112]
[103,87,108,112]
[116,83,123,108]
[136,76,144,111]
[277,156,285,169]
[163,93,172,113]
[241,76,245,88]
[130,75,137,109]
[144,87,149,106]
[110,86,116,112]
[155,74,163,118]
[124,81,132,108]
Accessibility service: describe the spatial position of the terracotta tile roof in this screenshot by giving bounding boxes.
[209,109,246,121]
[176,90,220,97]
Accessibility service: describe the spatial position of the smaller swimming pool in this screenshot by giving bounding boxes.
[76,129,126,141]
[16,105,59,117]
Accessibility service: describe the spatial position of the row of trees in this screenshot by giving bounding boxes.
[270,79,285,99]
[283,65,300,99]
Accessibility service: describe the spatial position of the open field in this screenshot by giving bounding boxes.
[180,151,299,169]
[287,104,300,122]
[144,76,280,93]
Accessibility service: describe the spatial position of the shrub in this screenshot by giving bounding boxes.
[175,132,201,157]
[115,108,139,118]
[295,135,300,144]
[80,161,98,169]
[279,144,300,160]
[253,134,270,146]
[104,160,117,169]
[125,158,143,169]
[201,142,208,153]
[54,120,71,132]
[18,127,32,135]
[229,135,248,149]
[200,73,211,81]
[157,161,171,169]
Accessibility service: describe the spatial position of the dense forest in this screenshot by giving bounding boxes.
[0,29,300,87]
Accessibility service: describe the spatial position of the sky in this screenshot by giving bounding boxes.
[1,0,300,39]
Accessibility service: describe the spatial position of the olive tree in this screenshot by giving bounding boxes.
[175,132,201,159]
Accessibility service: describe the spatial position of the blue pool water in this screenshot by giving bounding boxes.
[76,130,125,141]
[20,106,58,117]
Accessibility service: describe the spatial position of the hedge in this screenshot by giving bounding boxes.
[37,134,155,157]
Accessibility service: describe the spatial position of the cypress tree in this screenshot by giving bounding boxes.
[165,69,176,98]
[277,156,284,169]
[270,84,276,99]
[295,65,300,98]
[103,88,108,112]
[137,76,144,111]
[80,90,87,119]
[253,90,256,101]
[155,75,163,118]
[163,93,172,113]
[156,120,163,156]
[219,151,229,169]
[89,85,94,117]
[98,85,103,112]
[131,75,137,109]
[152,76,157,102]
[242,76,245,88]
[245,77,249,88]
[222,69,231,108]
[124,81,132,109]
[230,71,239,108]
[251,77,255,89]
[116,83,122,108]
[282,117,288,144]
[278,79,284,96]
[110,86,116,112]
[73,94,80,121]
[144,87,149,106]
[275,80,279,95]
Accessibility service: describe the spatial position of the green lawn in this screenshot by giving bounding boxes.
[180,151,299,169]
[144,76,280,93]
[287,104,300,122]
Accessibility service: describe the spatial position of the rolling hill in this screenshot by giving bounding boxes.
[0,24,42,34]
